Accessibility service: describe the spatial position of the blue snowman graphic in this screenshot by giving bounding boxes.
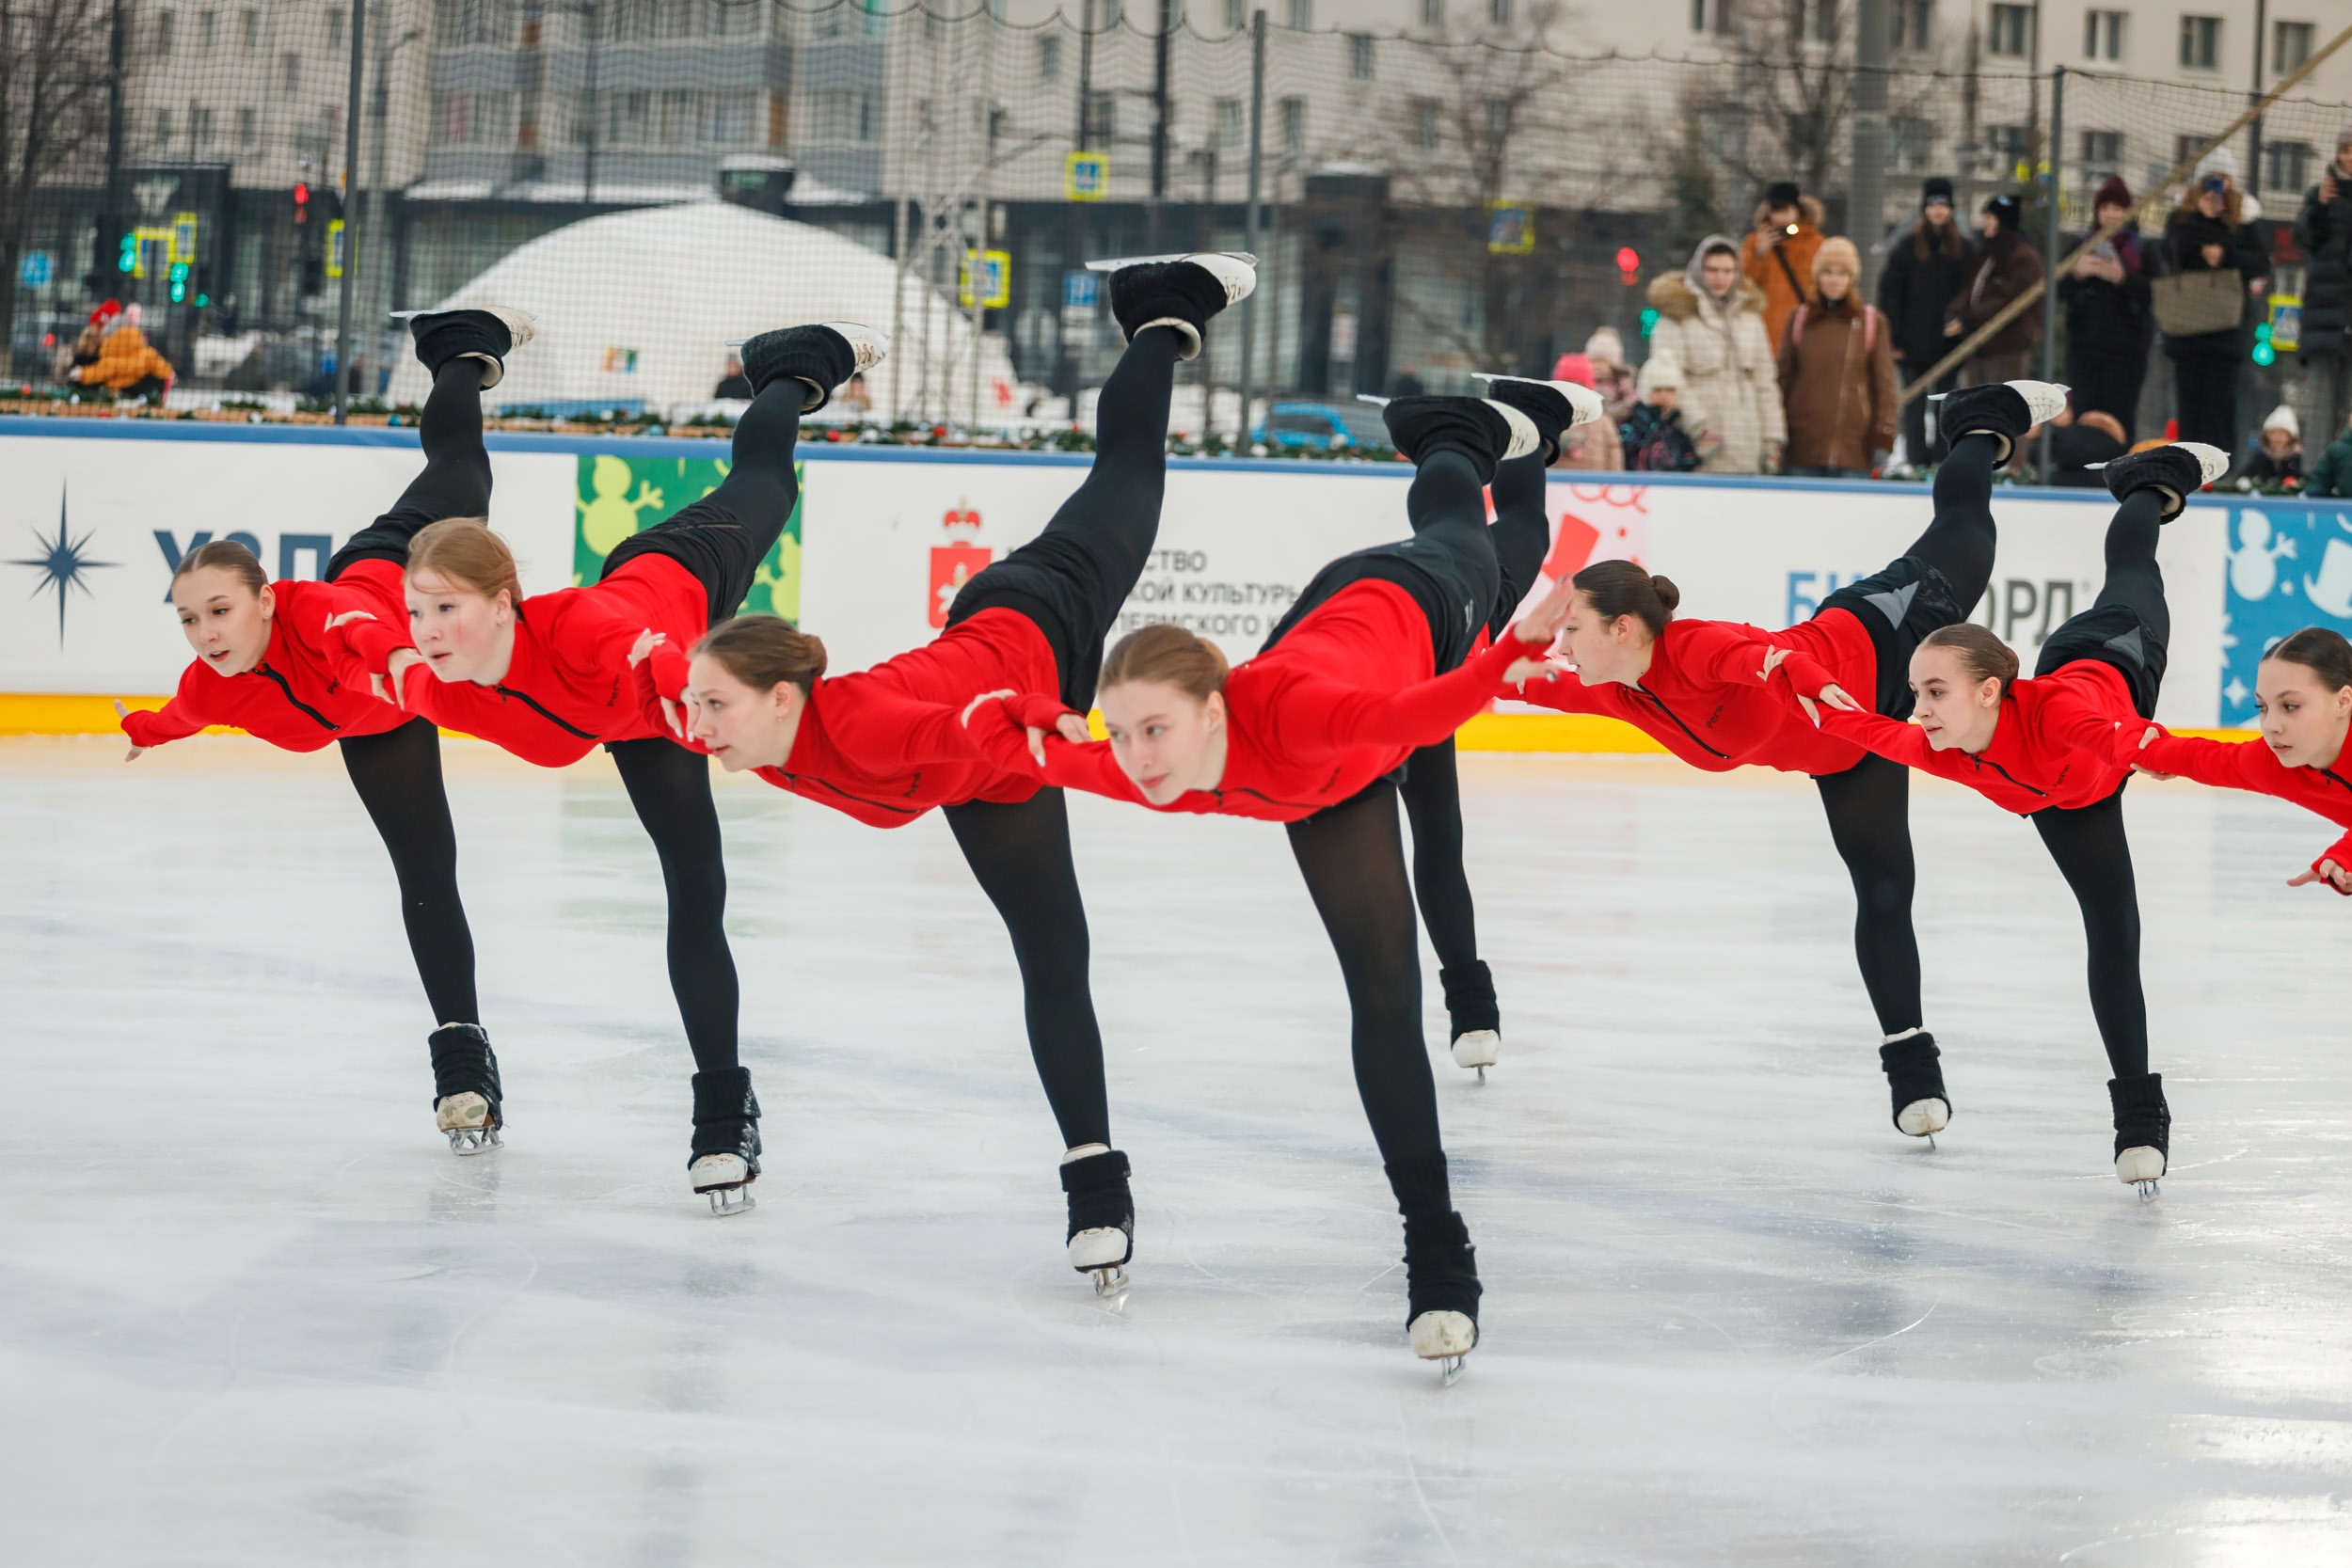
[2221,504,2352,725]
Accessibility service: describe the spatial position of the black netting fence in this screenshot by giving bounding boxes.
[3,1,2347,454]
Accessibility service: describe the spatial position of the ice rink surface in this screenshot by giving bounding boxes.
[4,736,2349,1566]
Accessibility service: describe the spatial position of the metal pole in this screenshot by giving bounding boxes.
[1149,0,1171,253]
[98,0,124,300]
[2039,64,2063,482]
[1238,8,1265,445]
[584,2,602,205]
[1850,0,1889,300]
[334,0,366,423]
[2249,0,2268,197]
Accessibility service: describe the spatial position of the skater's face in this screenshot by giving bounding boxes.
[1908,645,2004,752]
[683,653,801,770]
[2255,657,2352,768]
[170,567,275,678]
[1559,594,1654,686]
[1097,679,1225,803]
[405,568,514,683]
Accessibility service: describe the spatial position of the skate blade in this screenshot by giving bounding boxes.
[445,1126,502,1156]
[1354,393,1391,407]
[1476,1066,1486,1085]
[2135,1179,2160,1202]
[1438,1355,1466,1386]
[706,1186,757,1217]
[1088,1264,1130,1305]
[1084,251,1258,272]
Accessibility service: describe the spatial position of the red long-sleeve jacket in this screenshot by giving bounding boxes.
[966,579,1534,823]
[2129,727,2352,888]
[1509,609,1874,776]
[119,561,418,752]
[1777,649,2135,814]
[333,556,702,768]
[631,605,1056,828]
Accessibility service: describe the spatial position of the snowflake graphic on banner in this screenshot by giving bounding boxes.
[2219,506,2352,724]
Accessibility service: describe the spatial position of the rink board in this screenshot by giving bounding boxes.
[5,417,2349,738]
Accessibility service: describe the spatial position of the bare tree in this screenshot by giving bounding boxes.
[0,0,113,358]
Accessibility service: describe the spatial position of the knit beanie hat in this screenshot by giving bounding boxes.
[1920,177,1955,209]
[2338,123,2352,152]
[1552,353,1596,388]
[1636,356,1682,398]
[1765,180,1802,210]
[1983,193,2024,230]
[1583,326,1627,366]
[1812,236,1862,282]
[2194,146,2239,182]
[2092,175,2132,210]
[2263,404,2299,439]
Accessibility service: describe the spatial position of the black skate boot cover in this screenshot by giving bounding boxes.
[2107,1071,2170,1163]
[1402,1209,1484,1328]
[1381,396,1516,483]
[689,1066,764,1173]
[428,1022,503,1117]
[1878,1032,1949,1135]
[739,325,860,412]
[1107,259,1242,361]
[1477,380,1583,464]
[1059,1148,1136,1265]
[1440,960,1501,1039]
[409,309,525,389]
[2101,445,2220,520]
[1936,384,2034,467]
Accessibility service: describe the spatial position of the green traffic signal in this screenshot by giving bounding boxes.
[117,233,136,273]
[1640,307,1660,338]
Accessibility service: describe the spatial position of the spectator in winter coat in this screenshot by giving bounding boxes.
[68,303,174,401]
[1548,353,1625,471]
[1740,181,1827,353]
[2044,407,2129,486]
[2162,149,2270,453]
[1944,193,2044,385]
[1776,237,1898,476]
[1877,176,1976,466]
[2309,407,2352,498]
[1620,356,1706,472]
[1648,233,1787,474]
[2058,175,2155,442]
[2238,404,2304,490]
[1580,327,1640,426]
[2292,126,2352,466]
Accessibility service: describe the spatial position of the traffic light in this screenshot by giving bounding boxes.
[293,182,310,224]
[2252,320,2276,367]
[1615,246,1640,284]
[117,231,137,274]
[1640,306,1661,339]
[167,261,190,304]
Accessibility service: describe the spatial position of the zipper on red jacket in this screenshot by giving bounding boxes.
[1967,752,2046,798]
[2319,767,2350,800]
[254,662,338,731]
[494,684,598,740]
[769,770,924,817]
[1633,682,1731,760]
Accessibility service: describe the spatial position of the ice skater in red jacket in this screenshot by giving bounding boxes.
[1493,379,2069,1148]
[1770,440,2232,1199]
[959,380,1601,1377]
[113,306,541,1158]
[327,315,883,1215]
[624,253,1254,1289]
[2121,626,2352,895]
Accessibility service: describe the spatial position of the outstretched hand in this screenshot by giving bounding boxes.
[113,699,145,762]
[1513,577,1577,648]
[2126,723,2177,780]
[628,630,687,736]
[377,647,424,707]
[1760,645,1863,725]
[324,610,375,632]
[2288,859,2352,895]
[961,689,1086,766]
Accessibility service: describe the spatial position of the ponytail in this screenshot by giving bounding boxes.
[1570,559,1680,637]
[694,614,828,695]
[1918,623,2021,696]
[171,539,268,596]
[2264,626,2352,693]
[1099,622,1231,701]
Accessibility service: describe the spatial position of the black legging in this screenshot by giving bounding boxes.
[930,327,1184,1148]
[1808,429,2004,1036]
[327,361,496,575]
[612,736,740,1075]
[2025,486,2169,1083]
[339,718,478,1025]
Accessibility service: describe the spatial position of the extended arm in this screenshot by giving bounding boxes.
[116,666,213,750]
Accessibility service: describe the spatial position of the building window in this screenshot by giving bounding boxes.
[1488,0,1510,24]
[1215,97,1243,147]
[1791,0,1833,41]
[2080,129,2123,187]
[1279,95,1306,151]
[1224,0,1245,28]
[813,89,875,143]
[1713,0,1736,33]
[199,10,216,49]
[155,9,175,52]
[1890,0,1932,50]
[1889,116,1931,173]
[1039,33,1059,82]
[2174,132,2211,169]
[326,7,342,49]
[1422,0,1443,23]
[1989,122,2029,178]
[2179,15,2220,71]
[1412,98,1440,150]
[2265,140,2314,194]
[1286,0,1310,28]
[1349,33,1374,77]
[2273,21,2312,74]
[1483,95,1510,138]
[191,105,215,148]
[1988,4,2030,57]
[2083,9,2123,59]
[241,8,258,48]
[281,52,299,90]
[155,108,174,147]
[238,106,257,147]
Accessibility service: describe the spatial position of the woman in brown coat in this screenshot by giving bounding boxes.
[1944,193,2044,385]
[1777,237,1899,476]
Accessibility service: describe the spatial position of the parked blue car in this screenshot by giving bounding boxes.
[1252,400,1393,452]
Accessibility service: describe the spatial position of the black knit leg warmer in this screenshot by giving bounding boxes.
[1059,1148,1136,1288]
[1879,1032,1951,1139]
[2109,1071,2170,1196]
[428,1023,502,1154]
[689,1066,762,1213]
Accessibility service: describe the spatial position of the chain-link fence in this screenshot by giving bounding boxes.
[5,2,2348,451]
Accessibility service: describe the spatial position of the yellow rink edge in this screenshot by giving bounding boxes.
[2,693,2261,753]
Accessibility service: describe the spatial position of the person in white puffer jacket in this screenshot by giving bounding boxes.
[1645,233,1788,474]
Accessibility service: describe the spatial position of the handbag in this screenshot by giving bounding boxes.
[2152,269,2244,337]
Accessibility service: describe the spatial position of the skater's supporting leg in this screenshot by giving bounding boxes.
[1812,752,1924,1037]
[1398,739,1497,1047]
[2030,791,2149,1081]
[944,788,1112,1149]
[1285,781,1448,1197]
[339,716,478,1026]
[609,737,739,1075]
[326,361,493,575]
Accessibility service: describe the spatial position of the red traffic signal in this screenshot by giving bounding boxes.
[294,182,310,223]
[1615,246,1640,282]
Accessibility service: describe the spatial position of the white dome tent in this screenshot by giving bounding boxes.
[386,202,1023,424]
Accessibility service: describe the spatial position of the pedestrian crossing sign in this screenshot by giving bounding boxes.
[961,250,1011,309]
[1066,150,1108,202]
